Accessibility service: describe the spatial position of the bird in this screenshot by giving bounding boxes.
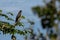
[15,10,22,23]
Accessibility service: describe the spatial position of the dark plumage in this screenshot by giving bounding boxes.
[15,10,22,22]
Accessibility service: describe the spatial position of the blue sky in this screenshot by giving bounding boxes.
[0,0,59,40]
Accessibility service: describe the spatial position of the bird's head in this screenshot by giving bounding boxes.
[20,10,22,13]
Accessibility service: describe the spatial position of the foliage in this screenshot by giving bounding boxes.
[0,10,27,35]
[31,0,60,40]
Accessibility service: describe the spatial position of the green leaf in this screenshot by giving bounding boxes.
[0,21,15,29]
[32,6,43,17]
[10,29,17,34]
[7,18,14,21]
[17,30,25,35]
[0,14,14,21]
[7,12,13,16]
[0,10,27,35]
[21,16,25,19]
[0,14,8,18]
[0,10,2,14]
[18,22,24,26]
[15,22,24,27]
[0,21,9,24]
[28,19,35,25]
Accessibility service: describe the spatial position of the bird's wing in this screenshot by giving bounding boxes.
[15,11,21,22]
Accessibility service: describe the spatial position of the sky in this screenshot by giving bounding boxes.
[0,0,59,40]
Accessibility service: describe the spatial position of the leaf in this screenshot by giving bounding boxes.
[17,30,25,35]
[32,6,43,17]
[0,10,2,12]
[0,14,8,18]
[0,21,15,29]
[0,14,14,21]
[57,11,60,20]
[21,16,25,19]
[15,22,24,27]
[19,22,24,26]
[0,21,9,24]
[7,18,14,21]
[7,12,13,16]
[0,10,2,14]
[27,19,35,25]
[10,29,17,34]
